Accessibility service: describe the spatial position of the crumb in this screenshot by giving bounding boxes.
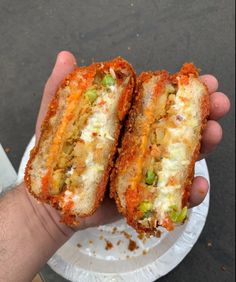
[122,231,132,240]
[128,239,139,251]
[88,240,93,244]
[130,3,134,7]
[99,235,104,240]
[207,241,213,248]
[138,233,145,240]
[92,251,96,256]
[126,255,130,259]
[136,33,140,37]
[127,46,131,51]
[221,265,227,272]
[105,240,113,250]
[77,243,82,248]
[116,240,122,246]
[4,147,11,153]
[154,230,161,238]
[143,250,148,255]
[81,59,85,64]
[112,227,117,234]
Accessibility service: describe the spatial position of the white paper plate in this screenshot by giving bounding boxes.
[17,136,210,282]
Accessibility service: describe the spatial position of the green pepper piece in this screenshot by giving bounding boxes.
[139,201,152,213]
[85,88,98,103]
[170,211,179,222]
[170,206,188,223]
[169,205,178,211]
[176,206,188,223]
[145,170,156,185]
[102,74,115,87]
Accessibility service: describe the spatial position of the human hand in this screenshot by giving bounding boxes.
[33,51,231,230]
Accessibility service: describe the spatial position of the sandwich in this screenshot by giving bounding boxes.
[25,57,136,225]
[110,63,209,234]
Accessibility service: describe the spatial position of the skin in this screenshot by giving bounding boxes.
[0,51,230,281]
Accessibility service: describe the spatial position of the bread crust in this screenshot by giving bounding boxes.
[24,57,136,225]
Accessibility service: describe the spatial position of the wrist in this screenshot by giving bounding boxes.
[0,183,74,281]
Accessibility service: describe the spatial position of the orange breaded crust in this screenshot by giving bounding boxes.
[24,57,136,225]
[110,63,210,234]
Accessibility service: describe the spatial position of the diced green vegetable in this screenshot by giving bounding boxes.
[85,88,98,103]
[102,74,115,87]
[169,206,188,223]
[145,170,156,185]
[139,201,153,213]
[177,206,188,223]
[169,205,178,211]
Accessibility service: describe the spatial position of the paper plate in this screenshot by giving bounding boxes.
[17,136,210,282]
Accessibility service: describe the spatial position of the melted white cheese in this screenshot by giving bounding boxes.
[80,88,118,143]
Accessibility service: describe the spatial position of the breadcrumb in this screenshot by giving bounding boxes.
[128,239,139,251]
[105,240,113,250]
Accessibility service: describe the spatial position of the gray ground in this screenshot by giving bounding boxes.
[0,0,235,281]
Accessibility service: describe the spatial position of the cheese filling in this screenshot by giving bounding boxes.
[80,87,118,143]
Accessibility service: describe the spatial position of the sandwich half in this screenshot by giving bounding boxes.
[25,57,135,225]
[110,63,209,234]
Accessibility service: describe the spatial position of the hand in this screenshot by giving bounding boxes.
[34,51,231,229]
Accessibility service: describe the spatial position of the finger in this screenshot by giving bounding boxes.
[36,51,77,141]
[189,176,209,207]
[209,92,231,120]
[200,120,223,155]
[199,75,219,94]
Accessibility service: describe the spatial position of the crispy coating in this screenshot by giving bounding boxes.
[110,63,210,234]
[25,57,136,225]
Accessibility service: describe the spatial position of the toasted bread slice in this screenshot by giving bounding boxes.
[110,63,209,233]
[25,57,136,225]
